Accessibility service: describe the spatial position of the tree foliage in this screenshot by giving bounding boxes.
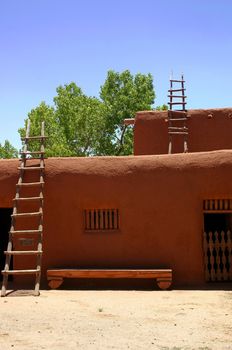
[100,70,155,155]
[54,83,107,156]
[0,140,18,158]
[19,70,157,156]
[156,104,168,111]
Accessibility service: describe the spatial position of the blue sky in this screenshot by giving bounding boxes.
[1,0,232,148]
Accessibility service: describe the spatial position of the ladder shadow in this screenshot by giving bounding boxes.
[3,289,39,297]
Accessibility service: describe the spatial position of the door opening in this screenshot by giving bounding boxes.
[203,212,232,282]
[0,208,13,281]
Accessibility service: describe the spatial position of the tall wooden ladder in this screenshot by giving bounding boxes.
[167,74,188,154]
[1,120,47,296]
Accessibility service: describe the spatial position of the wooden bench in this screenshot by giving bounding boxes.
[47,269,172,290]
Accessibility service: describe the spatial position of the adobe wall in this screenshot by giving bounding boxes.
[134,108,232,155]
[0,152,232,288]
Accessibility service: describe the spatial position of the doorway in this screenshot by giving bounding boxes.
[0,208,13,281]
[203,212,232,282]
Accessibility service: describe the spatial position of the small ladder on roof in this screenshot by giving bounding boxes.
[1,120,47,296]
[167,74,188,154]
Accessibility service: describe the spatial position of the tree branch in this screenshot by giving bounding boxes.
[116,125,128,155]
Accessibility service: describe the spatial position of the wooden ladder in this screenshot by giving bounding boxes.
[167,74,188,154]
[1,120,47,296]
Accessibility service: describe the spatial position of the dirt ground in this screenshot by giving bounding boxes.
[0,290,231,350]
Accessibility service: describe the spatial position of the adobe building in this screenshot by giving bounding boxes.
[1,107,232,290]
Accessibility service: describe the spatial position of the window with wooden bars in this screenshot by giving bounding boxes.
[203,199,232,212]
[84,209,119,231]
[203,199,232,282]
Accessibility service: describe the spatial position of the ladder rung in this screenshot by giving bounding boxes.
[169,132,188,135]
[21,136,48,140]
[168,127,188,131]
[168,102,187,105]
[170,79,185,83]
[2,269,40,275]
[20,157,47,160]
[18,166,45,170]
[169,118,188,121]
[168,110,187,114]
[168,89,185,92]
[13,197,43,202]
[11,212,42,218]
[10,230,42,235]
[20,151,45,155]
[168,95,187,98]
[4,251,43,255]
[16,182,44,187]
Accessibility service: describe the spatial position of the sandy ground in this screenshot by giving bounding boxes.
[0,290,231,350]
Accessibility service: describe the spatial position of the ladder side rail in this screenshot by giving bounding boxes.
[169,79,173,111]
[17,119,31,191]
[34,121,45,295]
[181,75,186,112]
[181,75,188,152]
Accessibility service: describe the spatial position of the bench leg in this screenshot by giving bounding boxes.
[48,278,64,289]
[156,278,172,290]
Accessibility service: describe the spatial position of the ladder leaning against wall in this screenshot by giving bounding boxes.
[1,120,47,296]
[167,74,188,154]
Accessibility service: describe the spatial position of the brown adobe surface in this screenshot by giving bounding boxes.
[134,108,232,155]
[1,150,232,288]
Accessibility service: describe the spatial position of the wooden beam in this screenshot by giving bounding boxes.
[124,118,135,126]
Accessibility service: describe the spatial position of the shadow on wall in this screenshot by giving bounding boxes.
[0,208,13,281]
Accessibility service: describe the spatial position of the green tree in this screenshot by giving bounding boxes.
[19,70,156,157]
[100,70,155,155]
[156,104,168,111]
[19,85,108,157]
[19,102,71,157]
[0,140,18,158]
[54,83,107,156]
